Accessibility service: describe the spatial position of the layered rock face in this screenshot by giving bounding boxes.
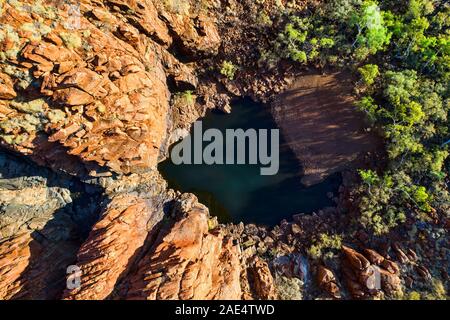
[122,194,242,300]
[63,193,165,300]
[249,256,277,300]
[61,192,244,300]
[316,265,341,299]
[0,230,81,300]
[0,152,101,299]
[1,150,252,300]
[0,151,432,301]
[0,0,219,176]
[0,141,442,299]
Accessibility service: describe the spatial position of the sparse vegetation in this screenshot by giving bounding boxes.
[220,61,238,80]
[181,90,194,106]
[0,25,21,61]
[31,0,57,20]
[265,0,449,236]
[405,279,449,300]
[275,276,303,300]
[407,291,421,300]
[307,233,343,259]
[47,109,67,124]
[173,90,196,108]
[2,64,33,89]
[424,279,447,300]
[10,98,46,114]
[21,22,52,41]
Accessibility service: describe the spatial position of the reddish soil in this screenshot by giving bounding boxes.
[272,71,381,186]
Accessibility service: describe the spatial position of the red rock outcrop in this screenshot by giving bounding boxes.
[1,0,448,302]
[0,72,16,100]
[316,265,341,299]
[0,230,81,300]
[155,7,221,56]
[250,256,277,300]
[0,232,33,299]
[63,194,164,300]
[0,2,252,301]
[0,0,220,176]
[122,194,242,300]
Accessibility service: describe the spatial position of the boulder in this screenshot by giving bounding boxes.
[250,256,277,300]
[342,246,402,299]
[0,73,16,99]
[316,265,341,299]
[342,246,370,270]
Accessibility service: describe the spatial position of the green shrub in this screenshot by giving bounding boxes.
[174,90,195,106]
[424,279,447,300]
[407,291,421,300]
[358,64,380,86]
[273,16,336,66]
[307,233,342,259]
[220,61,238,80]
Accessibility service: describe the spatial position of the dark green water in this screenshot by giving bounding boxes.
[159,99,341,226]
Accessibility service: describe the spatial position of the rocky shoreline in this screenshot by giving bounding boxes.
[0,0,448,300]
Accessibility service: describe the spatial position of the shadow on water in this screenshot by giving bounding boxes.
[158,98,342,226]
